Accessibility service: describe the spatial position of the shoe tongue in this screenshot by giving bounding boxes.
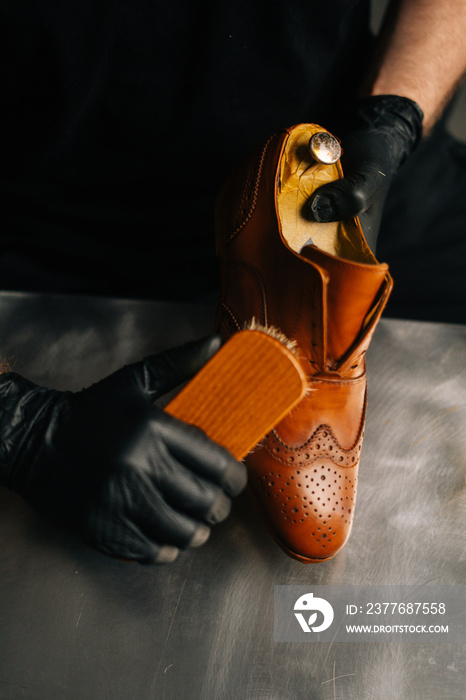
[302,246,388,364]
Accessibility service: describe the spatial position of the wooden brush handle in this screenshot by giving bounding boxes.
[166,329,307,459]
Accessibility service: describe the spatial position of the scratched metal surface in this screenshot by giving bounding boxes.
[0,291,465,700]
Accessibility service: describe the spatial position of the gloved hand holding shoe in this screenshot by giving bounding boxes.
[0,336,247,564]
[310,94,424,248]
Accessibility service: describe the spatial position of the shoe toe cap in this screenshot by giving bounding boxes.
[248,452,359,562]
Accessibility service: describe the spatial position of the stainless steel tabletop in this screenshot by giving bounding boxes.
[0,291,465,700]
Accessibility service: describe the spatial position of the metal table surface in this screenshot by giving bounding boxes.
[0,291,464,700]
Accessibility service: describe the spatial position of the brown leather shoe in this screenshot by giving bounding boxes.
[214,123,393,563]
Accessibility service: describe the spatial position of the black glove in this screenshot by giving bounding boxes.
[310,95,424,249]
[0,337,247,564]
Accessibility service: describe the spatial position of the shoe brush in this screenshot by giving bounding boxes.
[166,323,308,459]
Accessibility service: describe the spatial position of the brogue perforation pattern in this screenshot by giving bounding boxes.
[253,460,358,555]
[264,423,364,468]
[248,421,363,556]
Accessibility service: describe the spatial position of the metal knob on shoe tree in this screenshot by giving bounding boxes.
[309,132,341,164]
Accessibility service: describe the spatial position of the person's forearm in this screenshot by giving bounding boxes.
[367,0,466,131]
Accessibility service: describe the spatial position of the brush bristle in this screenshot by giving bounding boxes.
[243,318,300,359]
[243,318,312,398]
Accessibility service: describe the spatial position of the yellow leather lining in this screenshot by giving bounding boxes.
[277,124,377,264]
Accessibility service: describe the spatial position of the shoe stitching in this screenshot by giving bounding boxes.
[228,135,274,243]
[223,259,268,328]
[285,286,323,368]
[236,161,255,231]
[240,259,267,325]
[288,286,305,342]
[268,394,367,455]
[220,302,242,333]
[262,428,363,469]
[310,375,366,386]
[220,316,232,337]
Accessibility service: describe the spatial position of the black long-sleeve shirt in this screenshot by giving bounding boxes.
[1,0,371,299]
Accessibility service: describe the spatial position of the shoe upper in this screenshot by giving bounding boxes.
[215,124,393,561]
